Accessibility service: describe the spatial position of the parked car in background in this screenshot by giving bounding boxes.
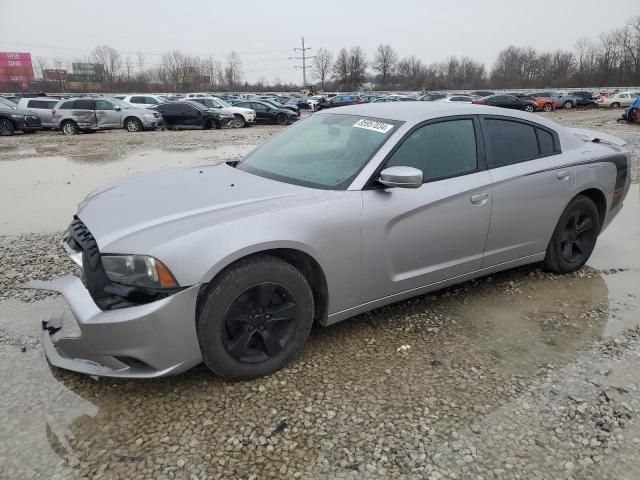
[16,97,59,128]
[568,91,597,107]
[315,95,363,110]
[418,92,447,101]
[509,94,556,112]
[473,94,537,112]
[436,95,475,103]
[186,93,208,99]
[119,94,167,109]
[30,102,631,380]
[1,95,20,104]
[597,91,639,108]
[52,97,164,135]
[372,96,416,103]
[0,96,42,135]
[152,101,234,130]
[234,100,298,125]
[181,97,256,128]
[470,90,494,97]
[531,92,578,109]
[260,98,300,117]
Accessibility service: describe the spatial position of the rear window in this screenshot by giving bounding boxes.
[483,119,539,167]
[27,100,57,109]
[536,128,555,155]
[59,100,75,109]
[74,99,95,110]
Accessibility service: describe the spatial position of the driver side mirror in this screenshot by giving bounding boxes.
[378,166,423,189]
[115,106,121,111]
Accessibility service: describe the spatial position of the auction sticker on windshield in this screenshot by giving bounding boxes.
[353,119,394,134]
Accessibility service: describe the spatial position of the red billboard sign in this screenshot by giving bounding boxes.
[0,52,34,80]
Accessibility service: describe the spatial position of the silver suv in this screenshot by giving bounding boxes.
[16,97,60,128]
[53,97,164,134]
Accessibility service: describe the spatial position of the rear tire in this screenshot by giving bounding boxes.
[543,195,600,274]
[563,100,574,109]
[0,119,15,136]
[276,113,288,125]
[611,102,620,108]
[197,256,314,380]
[543,103,553,112]
[61,120,79,135]
[524,104,535,113]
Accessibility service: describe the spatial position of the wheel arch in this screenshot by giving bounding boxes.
[123,115,141,126]
[575,187,607,231]
[197,247,329,324]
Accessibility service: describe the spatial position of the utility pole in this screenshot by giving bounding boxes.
[290,37,315,87]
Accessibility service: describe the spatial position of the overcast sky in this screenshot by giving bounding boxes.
[1,0,638,84]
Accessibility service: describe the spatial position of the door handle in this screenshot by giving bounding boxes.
[556,170,570,181]
[470,192,489,205]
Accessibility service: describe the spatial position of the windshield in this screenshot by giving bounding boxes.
[237,113,401,190]
[213,97,230,107]
[0,97,17,110]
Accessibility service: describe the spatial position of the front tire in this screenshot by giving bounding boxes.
[524,104,535,113]
[0,119,15,136]
[611,102,620,108]
[276,113,288,125]
[563,100,574,109]
[233,114,245,128]
[543,195,600,274]
[125,117,142,133]
[197,256,314,380]
[543,103,553,112]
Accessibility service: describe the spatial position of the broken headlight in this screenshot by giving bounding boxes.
[101,255,178,289]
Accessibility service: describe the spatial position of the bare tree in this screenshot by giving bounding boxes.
[91,45,122,87]
[348,46,367,89]
[373,44,398,87]
[225,51,242,87]
[312,48,333,90]
[332,48,349,89]
[33,57,49,80]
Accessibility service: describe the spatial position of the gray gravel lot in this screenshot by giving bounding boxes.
[1,109,640,479]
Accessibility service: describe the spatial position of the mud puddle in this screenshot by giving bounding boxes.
[0,145,255,235]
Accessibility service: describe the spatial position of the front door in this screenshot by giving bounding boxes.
[361,116,493,302]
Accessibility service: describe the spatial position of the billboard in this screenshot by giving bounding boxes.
[44,69,68,81]
[0,52,34,84]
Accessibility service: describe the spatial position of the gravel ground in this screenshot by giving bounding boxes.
[1,109,640,479]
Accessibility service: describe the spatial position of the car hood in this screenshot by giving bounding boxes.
[77,163,314,252]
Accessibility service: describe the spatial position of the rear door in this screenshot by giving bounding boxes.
[250,102,271,121]
[95,99,121,128]
[481,116,574,266]
[72,99,98,129]
[361,116,493,301]
[180,103,202,127]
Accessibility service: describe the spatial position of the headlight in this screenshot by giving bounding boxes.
[143,113,154,118]
[11,114,25,119]
[101,255,178,289]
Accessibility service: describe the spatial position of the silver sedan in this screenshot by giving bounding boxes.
[29,102,631,380]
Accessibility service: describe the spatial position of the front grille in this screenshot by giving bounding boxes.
[25,115,41,126]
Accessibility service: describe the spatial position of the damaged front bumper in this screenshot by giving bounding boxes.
[27,276,203,378]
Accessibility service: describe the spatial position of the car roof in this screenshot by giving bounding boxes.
[324,102,561,128]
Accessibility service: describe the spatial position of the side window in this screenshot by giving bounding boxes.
[252,103,268,112]
[59,100,75,109]
[536,128,556,155]
[27,100,42,108]
[483,119,539,168]
[46,100,58,108]
[130,96,145,104]
[386,119,478,181]
[145,97,159,105]
[95,99,115,110]
[74,99,95,110]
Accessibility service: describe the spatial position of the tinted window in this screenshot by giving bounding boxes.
[27,100,46,109]
[59,100,75,109]
[130,96,145,104]
[536,128,555,155]
[236,102,251,109]
[484,119,539,167]
[387,119,477,181]
[95,99,115,110]
[74,99,95,110]
[145,97,159,105]
[159,104,179,113]
[252,102,268,112]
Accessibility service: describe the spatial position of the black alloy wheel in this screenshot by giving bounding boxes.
[543,195,600,273]
[222,283,297,364]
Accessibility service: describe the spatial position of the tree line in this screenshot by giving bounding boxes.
[30,16,640,93]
